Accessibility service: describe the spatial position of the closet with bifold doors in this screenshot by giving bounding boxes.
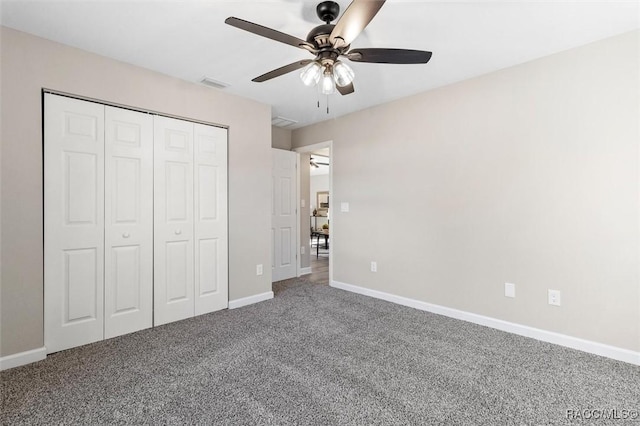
[44,93,228,354]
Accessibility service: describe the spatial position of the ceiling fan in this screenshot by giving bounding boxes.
[225,0,432,96]
[310,155,330,168]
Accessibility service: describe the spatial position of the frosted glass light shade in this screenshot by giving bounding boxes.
[321,72,335,94]
[300,62,322,86]
[333,61,355,87]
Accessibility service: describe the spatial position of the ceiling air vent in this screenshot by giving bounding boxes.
[271,116,298,128]
[199,77,229,89]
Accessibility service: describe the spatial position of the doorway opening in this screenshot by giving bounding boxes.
[295,141,333,287]
[309,148,330,284]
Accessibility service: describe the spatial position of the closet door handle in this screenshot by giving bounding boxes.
[175,229,182,235]
[122,233,130,238]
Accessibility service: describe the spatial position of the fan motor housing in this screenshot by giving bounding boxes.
[306,24,335,47]
[316,1,340,23]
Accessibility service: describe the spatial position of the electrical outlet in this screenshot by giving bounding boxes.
[370,261,377,272]
[548,289,561,306]
[301,199,306,208]
[301,246,305,255]
[505,283,515,298]
[256,264,263,276]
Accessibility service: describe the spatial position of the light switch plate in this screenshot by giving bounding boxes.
[505,283,515,298]
[301,199,306,208]
[341,202,350,212]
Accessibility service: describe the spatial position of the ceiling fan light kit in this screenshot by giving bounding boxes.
[300,59,354,93]
[225,0,432,97]
[321,70,336,95]
[333,61,355,87]
[300,61,323,86]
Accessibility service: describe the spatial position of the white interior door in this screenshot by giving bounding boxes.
[271,149,297,282]
[104,106,153,338]
[194,124,228,315]
[44,94,105,353]
[154,116,195,326]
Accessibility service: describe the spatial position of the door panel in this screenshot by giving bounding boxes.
[165,162,189,221]
[113,157,140,223]
[271,149,297,282]
[194,124,228,315]
[279,228,293,267]
[198,165,218,220]
[166,240,190,302]
[45,94,105,353]
[154,116,195,325]
[112,245,140,314]
[104,106,153,339]
[64,248,98,323]
[64,152,98,224]
[198,238,219,295]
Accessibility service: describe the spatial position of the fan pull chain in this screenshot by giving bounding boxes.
[326,95,330,114]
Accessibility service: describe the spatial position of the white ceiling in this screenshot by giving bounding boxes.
[1,1,638,129]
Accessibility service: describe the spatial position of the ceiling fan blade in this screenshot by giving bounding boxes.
[252,60,313,83]
[337,82,355,96]
[347,48,432,64]
[329,0,386,48]
[225,17,314,50]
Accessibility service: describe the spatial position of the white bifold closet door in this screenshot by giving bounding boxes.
[193,123,229,315]
[45,94,228,352]
[45,95,154,353]
[104,106,153,339]
[44,95,106,353]
[153,117,228,326]
[153,116,195,326]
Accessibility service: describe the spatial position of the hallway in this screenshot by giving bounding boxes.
[272,255,328,295]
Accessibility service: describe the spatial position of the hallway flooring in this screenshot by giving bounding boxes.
[272,252,329,296]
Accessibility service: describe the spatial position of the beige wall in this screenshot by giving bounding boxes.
[271,126,292,150]
[292,30,640,351]
[0,27,273,357]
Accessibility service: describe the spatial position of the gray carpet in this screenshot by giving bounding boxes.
[1,279,639,425]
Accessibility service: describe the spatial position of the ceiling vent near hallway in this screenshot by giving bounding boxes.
[271,116,298,128]
[199,77,229,89]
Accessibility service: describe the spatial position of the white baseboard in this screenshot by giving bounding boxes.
[0,347,47,371]
[228,291,274,309]
[331,280,640,366]
[299,267,312,276]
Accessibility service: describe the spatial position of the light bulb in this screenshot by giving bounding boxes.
[333,61,354,87]
[321,72,335,95]
[300,62,322,86]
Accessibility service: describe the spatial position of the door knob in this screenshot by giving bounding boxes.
[175,229,182,235]
[122,233,130,238]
